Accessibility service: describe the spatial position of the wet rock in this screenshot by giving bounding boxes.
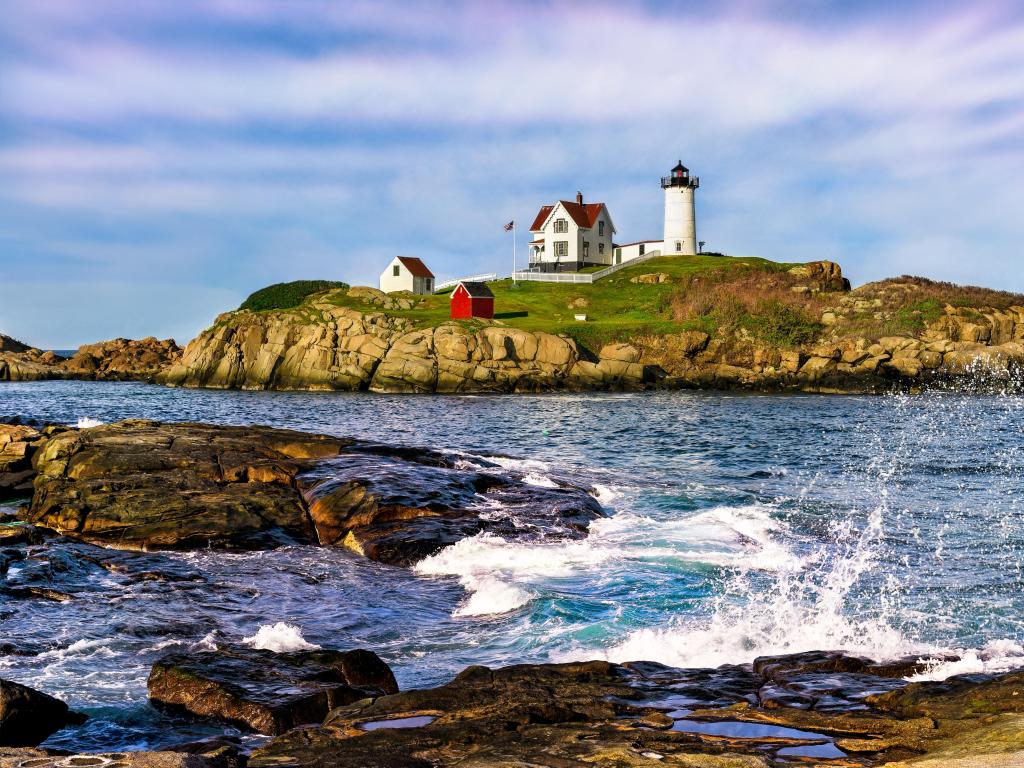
[298,446,605,565]
[148,646,398,736]
[27,421,348,551]
[0,679,82,747]
[0,749,239,767]
[868,669,1024,720]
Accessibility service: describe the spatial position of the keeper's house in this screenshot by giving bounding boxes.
[528,192,615,273]
[380,256,435,294]
[450,281,494,320]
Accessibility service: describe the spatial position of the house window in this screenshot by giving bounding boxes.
[599,221,605,236]
[393,265,400,276]
[583,241,590,258]
[554,241,568,258]
[598,243,605,255]
[615,248,622,265]
[553,218,568,233]
[426,278,434,292]
[675,241,682,252]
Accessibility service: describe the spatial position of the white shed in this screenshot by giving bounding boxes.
[379,256,435,294]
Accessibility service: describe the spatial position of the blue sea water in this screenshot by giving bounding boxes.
[1,381,1023,751]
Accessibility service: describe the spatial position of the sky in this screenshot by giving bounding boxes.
[1,0,1023,348]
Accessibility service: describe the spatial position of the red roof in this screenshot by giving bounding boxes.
[396,256,434,278]
[529,205,554,232]
[529,201,606,231]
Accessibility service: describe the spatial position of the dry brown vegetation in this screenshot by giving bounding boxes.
[669,267,829,347]
[857,275,1024,310]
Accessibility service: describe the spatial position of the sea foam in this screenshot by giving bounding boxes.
[76,417,105,428]
[242,622,321,652]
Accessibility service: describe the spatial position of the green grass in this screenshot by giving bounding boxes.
[240,280,350,312]
[316,254,797,348]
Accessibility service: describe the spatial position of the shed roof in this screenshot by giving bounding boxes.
[396,256,434,278]
[455,281,494,299]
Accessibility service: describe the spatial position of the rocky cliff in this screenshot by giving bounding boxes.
[159,300,652,393]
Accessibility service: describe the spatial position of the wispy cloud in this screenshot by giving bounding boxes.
[1,0,1022,347]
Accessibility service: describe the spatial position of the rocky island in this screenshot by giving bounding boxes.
[4,255,1024,394]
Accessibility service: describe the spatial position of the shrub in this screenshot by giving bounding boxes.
[240,280,350,312]
[669,267,827,347]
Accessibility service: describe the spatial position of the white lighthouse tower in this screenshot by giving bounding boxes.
[661,160,699,255]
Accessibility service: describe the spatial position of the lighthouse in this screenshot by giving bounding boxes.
[661,160,699,255]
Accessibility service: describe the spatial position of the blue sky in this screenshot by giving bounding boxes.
[2,0,1023,348]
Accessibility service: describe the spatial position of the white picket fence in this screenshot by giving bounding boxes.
[512,250,662,284]
[434,272,498,291]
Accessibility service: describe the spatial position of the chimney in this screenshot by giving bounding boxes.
[576,191,583,205]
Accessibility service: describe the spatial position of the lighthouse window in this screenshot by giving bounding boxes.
[675,241,681,252]
[554,218,568,233]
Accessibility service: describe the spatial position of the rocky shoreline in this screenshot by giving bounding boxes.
[5,264,1024,394]
[2,418,1024,766]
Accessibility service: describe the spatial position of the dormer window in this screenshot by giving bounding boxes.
[553,218,568,233]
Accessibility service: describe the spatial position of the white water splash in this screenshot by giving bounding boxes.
[76,417,105,428]
[242,623,320,652]
[415,503,803,619]
[908,640,1024,681]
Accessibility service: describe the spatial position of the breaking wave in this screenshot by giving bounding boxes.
[242,623,321,652]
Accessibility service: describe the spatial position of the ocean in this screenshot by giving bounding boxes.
[2,381,1023,751]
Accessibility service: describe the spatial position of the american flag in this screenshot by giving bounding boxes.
[503,220,514,231]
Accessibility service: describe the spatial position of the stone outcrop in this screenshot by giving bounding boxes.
[0,335,180,382]
[0,424,47,500]
[62,337,181,380]
[346,286,417,311]
[245,651,1024,768]
[23,420,605,564]
[160,304,656,393]
[159,305,407,391]
[0,678,81,747]
[148,646,397,735]
[27,420,349,551]
[788,259,850,292]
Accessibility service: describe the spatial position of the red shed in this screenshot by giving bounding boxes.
[450,281,495,320]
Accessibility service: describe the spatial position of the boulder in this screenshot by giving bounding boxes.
[62,337,181,380]
[629,272,670,284]
[0,678,80,747]
[148,646,398,735]
[786,260,849,292]
[27,420,348,551]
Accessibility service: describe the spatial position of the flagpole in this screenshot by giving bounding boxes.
[512,222,517,284]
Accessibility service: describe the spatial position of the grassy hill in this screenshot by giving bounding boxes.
[321,255,800,348]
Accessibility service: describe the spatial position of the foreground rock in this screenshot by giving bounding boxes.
[0,424,49,500]
[247,651,1024,768]
[0,678,81,747]
[149,646,397,735]
[27,420,348,551]
[24,421,604,563]
[0,748,239,768]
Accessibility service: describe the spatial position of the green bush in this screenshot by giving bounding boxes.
[240,280,349,312]
[738,299,822,347]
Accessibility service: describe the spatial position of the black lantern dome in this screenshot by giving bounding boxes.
[661,160,699,189]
